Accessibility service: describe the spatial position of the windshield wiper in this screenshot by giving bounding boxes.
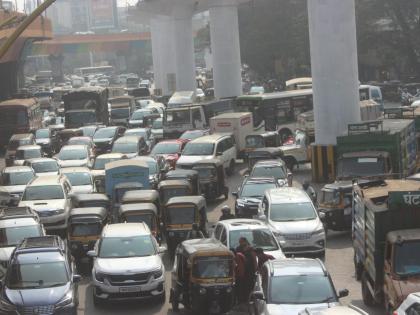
[320,296,336,303]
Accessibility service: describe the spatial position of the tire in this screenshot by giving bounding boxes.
[171,295,179,312]
[361,272,375,306]
[227,160,235,176]
[92,290,102,308]
[157,291,166,304]
[284,156,296,172]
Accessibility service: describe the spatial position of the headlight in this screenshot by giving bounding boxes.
[312,228,325,236]
[277,179,287,187]
[154,267,163,279]
[236,200,245,208]
[56,291,73,308]
[199,288,207,295]
[95,272,105,282]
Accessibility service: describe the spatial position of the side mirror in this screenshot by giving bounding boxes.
[250,291,265,301]
[287,173,293,186]
[338,289,349,298]
[87,250,97,258]
[216,151,223,156]
[319,212,326,221]
[158,245,167,254]
[231,191,238,197]
[259,214,267,221]
[73,274,82,283]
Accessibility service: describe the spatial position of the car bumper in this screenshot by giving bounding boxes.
[278,235,326,256]
[93,276,165,301]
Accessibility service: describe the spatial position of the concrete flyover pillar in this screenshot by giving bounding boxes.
[172,6,196,92]
[209,0,243,99]
[308,0,361,145]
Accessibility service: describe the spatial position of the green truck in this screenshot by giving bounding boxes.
[353,179,420,312]
[336,119,417,180]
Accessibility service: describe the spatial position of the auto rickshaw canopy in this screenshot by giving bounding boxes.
[165,195,206,208]
[158,179,191,190]
[121,189,159,204]
[69,207,107,223]
[177,238,234,260]
[73,193,110,208]
[119,203,158,216]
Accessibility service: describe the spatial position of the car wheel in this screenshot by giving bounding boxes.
[171,294,179,312]
[157,290,166,304]
[92,289,102,308]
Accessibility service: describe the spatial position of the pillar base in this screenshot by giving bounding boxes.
[311,145,336,183]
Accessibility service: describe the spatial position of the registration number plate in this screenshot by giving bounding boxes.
[119,286,141,293]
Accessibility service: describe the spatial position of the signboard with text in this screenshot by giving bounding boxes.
[89,0,118,30]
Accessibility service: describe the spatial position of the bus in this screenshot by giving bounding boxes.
[235,89,314,131]
[74,66,114,78]
[0,98,43,146]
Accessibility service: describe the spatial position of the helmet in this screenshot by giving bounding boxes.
[221,205,231,214]
[302,180,310,190]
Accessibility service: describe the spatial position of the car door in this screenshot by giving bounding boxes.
[216,140,228,167]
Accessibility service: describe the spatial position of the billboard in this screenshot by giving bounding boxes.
[89,0,118,30]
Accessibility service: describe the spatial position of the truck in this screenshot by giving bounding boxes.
[62,87,109,129]
[109,96,135,126]
[209,112,257,158]
[163,99,233,139]
[353,179,420,312]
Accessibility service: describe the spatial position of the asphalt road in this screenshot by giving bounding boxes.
[0,157,382,315]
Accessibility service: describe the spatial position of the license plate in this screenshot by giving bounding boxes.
[119,286,141,293]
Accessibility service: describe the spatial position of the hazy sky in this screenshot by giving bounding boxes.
[16,0,138,11]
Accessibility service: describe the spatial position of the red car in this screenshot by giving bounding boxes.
[150,139,188,169]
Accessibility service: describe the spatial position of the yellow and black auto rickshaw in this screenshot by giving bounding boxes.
[170,238,235,314]
[121,189,161,217]
[192,159,228,200]
[73,193,110,212]
[67,207,108,261]
[163,196,207,256]
[158,179,193,205]
[164,169,200,196]
[244,131,282,158]
[118,203,161,243]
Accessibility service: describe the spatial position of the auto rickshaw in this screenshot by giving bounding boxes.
[112,182,144,221]
[121,189,161,217]
[158,179,193,205]
[247,147,283,170]
[192,159,228,200]
[118,203,161,242]
[72,193,110,213]
[318,181,353,232]
[164,169,200,195]
[244,131,282,158]
[67,207,108,261]
[170,238,235,314]
[58,128,83,145]
[163,196,207,257]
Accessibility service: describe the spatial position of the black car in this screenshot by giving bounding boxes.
[92,126,126,154]
[0,236,81,315]
[249,160,292,187]
[35,128,61,155]
[232,177,279,218]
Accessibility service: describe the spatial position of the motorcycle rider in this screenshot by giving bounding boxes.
[219,205,235,221]
[302,180,317,205]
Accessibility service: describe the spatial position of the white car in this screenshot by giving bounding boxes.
[213,219,285,260]
[55,144,93,168]
[411,99,420,108]
[88,223,166,306]
[0,166,35,204]
[196,88,205,99]
[177,134,237,175]
[395,292,420,315]
[260,187,326,258]
[24,158,60,177]
[299,305,368,315]
[19,175,73,231]
[13,145,43,166]
[60,167,95,194]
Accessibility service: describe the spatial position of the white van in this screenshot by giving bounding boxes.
[359,85,383,110]
[176,134,237,175]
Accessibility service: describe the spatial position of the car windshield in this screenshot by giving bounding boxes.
[152,119,162,129]
[151,143,180,155]
[32,161,59,173]
[125,130,147,138]
[94,128,116,139]
[22,185,64,200]
[269,275,336,304]
[0,225,42,247]
[193,257,232,279]
[229,229,278,251]
[111,108,130,119]
[63,172,91,186]
[321,189,340,205]
[112,142,138,154]
[246,136,265,148]
[394,241,420,276]
[164,109,190,124]
[58,148,87,160]
[7,261,69,289]
[35,129,49,139]
[180,131,203,140]
[99,235,155,258]
[71,223,101,237]
[182,143,214,156]
[132,110,151,120]
[16,149,41,160]
[251,166,286,179]
[337,157,386,178]
[166,206,195,224]
[93,157,120,170]
[2,171,34,186]
[270,202,317,222]
[241,183,277,198]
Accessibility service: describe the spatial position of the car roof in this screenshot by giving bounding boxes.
[253,160,286,167]
[27,158,57,164]
[60,167,91,174]
[266,187,311,204]
[0,217,39,228]
[15,251,65,264]
[189,133,230,144]
[114,136,140,143]
[16,145,41,150]
[269,258,326,277]
[96,153,126,159]
[69,136,92,142]
[218,219,268,231]
[102,223,150,237]
[3,166,34,173]
[10,134,33,141]
[60,144,88,150]
[28,175,64,186]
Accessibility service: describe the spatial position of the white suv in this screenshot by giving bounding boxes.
[18,175,73,231]
[176,133,237,175]
[260,187,326,257]
[88,223,166,306]
[212,219,284,259]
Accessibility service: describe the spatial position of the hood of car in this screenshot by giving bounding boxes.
[0,185,25,195]
[177,155,213,166]
[71,185,94,194]
[266,302,337,315]
[19,199,66,211]
[0,247,15,262]
[36,172,59,177]
[90,170,105,178]
[237,196,262,204]
[95,255,161,274]
[5,283,70,307]
[36,139,50,145]
[13,160,25,166]
[58,159,88,168]
[269,218,321,235]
